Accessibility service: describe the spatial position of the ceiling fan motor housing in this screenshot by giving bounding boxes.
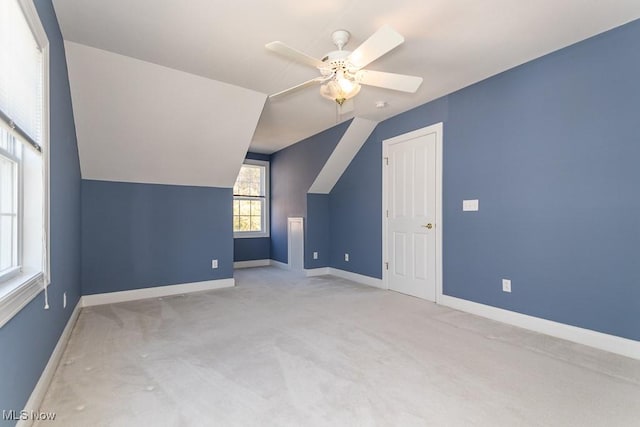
[319,29,357,77]
[320,50,354,76]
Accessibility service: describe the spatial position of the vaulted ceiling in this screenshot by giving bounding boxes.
[52,0,640,185]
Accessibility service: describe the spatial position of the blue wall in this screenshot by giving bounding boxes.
[326,19,640,340]
[0,1,82,423]
[270,121,349,264]
[233,152,271,262]
[82,181,233,295]
[234,238,270,262]
[328,99,449,278]
[306,193,330,268]
[327,129,380,276]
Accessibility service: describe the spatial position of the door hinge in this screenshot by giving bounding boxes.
[384,157,389,166]
[385,262,389,270]
[386,209,389,218]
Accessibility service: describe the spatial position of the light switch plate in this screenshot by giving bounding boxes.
[463,199,479,211]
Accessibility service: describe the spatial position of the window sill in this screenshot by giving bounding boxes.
[0,270,43,328]
[234,232,270,239]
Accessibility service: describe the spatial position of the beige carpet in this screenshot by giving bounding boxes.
[37,267,640,426]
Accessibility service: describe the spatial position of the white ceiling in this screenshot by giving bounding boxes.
[53,0,640,155]
[65,41,266,187]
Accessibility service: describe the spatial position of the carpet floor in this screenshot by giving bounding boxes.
[36,267,640,426]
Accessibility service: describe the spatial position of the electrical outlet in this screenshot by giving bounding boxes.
[63,292,67,309]
[211,259,218,269]
[502,279,511,293]
[313,252,318,260]
[344,253,349,262]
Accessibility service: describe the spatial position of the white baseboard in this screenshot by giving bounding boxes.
[439,294,640,360]
[234,259,271,269]
[270,259,289,270]
[81,278,235,307]
[327,268,386,289]
[18,300,82,427]
[303,266,385,289]
[305,267,330,277]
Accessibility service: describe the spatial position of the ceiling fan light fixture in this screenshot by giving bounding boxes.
[336,70,355,92]
[266,25,421,104]
[320,71,361,105]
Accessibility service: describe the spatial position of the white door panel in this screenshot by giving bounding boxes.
[393,232,407,276]
[385,131,438,301]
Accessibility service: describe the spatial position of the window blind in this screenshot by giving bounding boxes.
[0,0,43,151]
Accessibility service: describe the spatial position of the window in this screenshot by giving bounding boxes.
[0,0,50,328]
[0,130,21,279]
[233,160,269,238]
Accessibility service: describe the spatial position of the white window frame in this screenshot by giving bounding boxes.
[0,136,23,282]
[0,0,50,328]
[233,159,269,239]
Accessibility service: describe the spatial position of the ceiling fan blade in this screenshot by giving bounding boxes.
[269,77,326,100]
[357,70,423,93]
[265,41,326,69]
[348,25,404,69]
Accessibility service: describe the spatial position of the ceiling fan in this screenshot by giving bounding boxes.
[266,25,423,106]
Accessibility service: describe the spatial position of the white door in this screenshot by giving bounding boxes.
[288,217,304,271]
[384,125,440,301]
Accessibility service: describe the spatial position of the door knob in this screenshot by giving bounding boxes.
[422,223,433,229]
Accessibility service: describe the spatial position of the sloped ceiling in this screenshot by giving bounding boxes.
[64,41,266,187]
[53,0,640,158]
[53,0,640,191]
[309,118,377,194]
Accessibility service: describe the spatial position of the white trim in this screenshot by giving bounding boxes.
[18,1,48,48]
[382,122,443,300]
[304,266,384,289]
[19,0,51,287]
[81,278,235,307]
[287,217,304,271]
[234,259,271,269]
[304,267,330,277]
[43,38,51,287]
[439,294,640,360]
[328,268,385,289]
[329,268,385,289]
[270,259,290,270]
[0,272,42,328]
[18,300,81,427]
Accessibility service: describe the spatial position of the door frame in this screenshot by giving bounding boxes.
[382,122,443,302]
